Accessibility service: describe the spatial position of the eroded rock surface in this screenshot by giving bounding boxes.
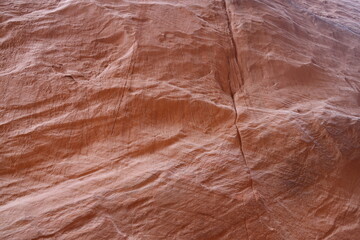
[1,0,359,239]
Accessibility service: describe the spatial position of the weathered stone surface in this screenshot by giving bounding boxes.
[0,0,359,239]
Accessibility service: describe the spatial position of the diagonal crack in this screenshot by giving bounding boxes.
[221,0,257,198]
[220,2,292,238]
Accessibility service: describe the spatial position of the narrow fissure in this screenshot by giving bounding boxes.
[222,0,256,195]
[222,4,287,238]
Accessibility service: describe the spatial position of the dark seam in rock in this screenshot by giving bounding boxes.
[222,0,256,196]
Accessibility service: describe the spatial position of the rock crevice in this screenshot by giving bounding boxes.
[222,0,256,196]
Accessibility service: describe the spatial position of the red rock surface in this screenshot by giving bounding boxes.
[1,0,359,239]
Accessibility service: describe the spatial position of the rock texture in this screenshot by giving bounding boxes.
[1,0,359,239]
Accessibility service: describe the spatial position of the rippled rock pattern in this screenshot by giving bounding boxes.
[1,0,359,239]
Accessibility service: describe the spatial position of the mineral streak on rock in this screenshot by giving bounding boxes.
[0,0,359,239]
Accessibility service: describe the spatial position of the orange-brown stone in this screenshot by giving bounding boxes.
[1,0,359,239]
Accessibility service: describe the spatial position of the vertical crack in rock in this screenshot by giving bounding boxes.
[221,0,256,196]
[221,2,283,237]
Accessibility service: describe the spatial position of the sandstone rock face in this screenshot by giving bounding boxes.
[1,0,359,239]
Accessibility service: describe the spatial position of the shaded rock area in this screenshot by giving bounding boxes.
[0,0,359,239]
